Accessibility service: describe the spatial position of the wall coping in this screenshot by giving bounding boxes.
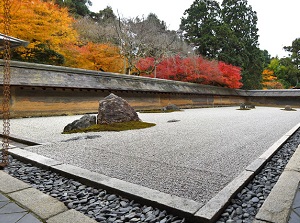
[0,60,299,97]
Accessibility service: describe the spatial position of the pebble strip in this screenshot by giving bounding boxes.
[217,129,300,223]
[3,159,185,223]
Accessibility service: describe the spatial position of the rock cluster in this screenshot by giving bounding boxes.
[97,93,140,124]
[63,114,96,132]
[217,129,300,223]
[63,94,141,132]
[4,158,185,223]
[162,104,180,112]
[239,103,255,110]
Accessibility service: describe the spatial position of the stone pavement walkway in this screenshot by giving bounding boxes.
[0,192,43,223]
[0,169,97,223]
[289,185,300,223]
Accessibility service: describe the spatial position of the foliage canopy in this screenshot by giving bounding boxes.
[180,0,263,89]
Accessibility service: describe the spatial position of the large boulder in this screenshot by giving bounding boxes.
[97,93,140,124]
[63,114,96,132]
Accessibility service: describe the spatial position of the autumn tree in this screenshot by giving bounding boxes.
[138,14,193,77]
[218,61,243,88]
[261,69,283,89]
[75,10,192,75]
[62,42,123,72]
[261,57,298,89]
[137,55,242,88]
[0,0,78,65]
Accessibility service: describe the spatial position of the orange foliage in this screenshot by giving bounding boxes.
[0,0,78,53]
[0,0,124,72]
[62,42,124,73]
[262,69,283,89]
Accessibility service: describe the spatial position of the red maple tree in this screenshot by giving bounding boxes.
[137,55,242,89]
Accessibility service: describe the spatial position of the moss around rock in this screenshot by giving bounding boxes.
[62,121,155,134]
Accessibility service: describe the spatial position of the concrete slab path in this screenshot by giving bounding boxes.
[0,171,97,223]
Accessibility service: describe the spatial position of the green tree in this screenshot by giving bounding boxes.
[180,0,263,89]
[266,57,287,87]
[221,0,262,89]
[90,6,116,23]
[284,38,300,86]
[146,13,167,31]
[279,57,299,88]
[261,49,271,68]
[180,0,222,58]
[53,0,92,17]
[264,57,298,88]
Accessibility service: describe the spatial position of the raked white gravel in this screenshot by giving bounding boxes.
[5,107,300,203]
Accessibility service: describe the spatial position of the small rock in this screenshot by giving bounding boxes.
[236,207,242,215]
[120,201,129,207]
[107,194,117,201]
[252,197,259,203]
[125,212,136,219]
[143,206,153,213]
[167,119,180,123]
[243,213,250,218]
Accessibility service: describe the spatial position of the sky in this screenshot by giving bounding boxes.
[89,0,300,58]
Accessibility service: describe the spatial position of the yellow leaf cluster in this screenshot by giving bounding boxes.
[62,42,124,73]
[261,69,283,89]
[0,0,78,52]
[0,0,125,73]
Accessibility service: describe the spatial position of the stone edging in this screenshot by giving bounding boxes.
[194,123,300,222]
[253,145,300,223]
[8,147,202,221]
[7,122,300,222]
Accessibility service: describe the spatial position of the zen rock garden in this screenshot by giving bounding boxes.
[63,93,153,133]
